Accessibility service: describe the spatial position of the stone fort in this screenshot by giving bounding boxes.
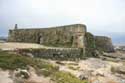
[8,24,86,48]
[8,24,114,59]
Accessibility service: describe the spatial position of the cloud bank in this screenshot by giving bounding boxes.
[0,0,124,44]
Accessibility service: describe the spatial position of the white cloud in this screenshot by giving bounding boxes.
[0,0,124,34]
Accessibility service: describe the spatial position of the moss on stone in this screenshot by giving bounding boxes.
[85,32,96,57]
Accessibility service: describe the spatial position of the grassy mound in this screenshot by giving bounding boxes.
[0,50,58,75]
[0,51,35,70]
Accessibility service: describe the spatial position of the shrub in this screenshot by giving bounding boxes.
[35,60,59,77]
[0,51,35,70]
[0,50,58,71]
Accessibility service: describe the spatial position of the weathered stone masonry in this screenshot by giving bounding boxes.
[8,24,86,48]
[95,36,114,52]
[18,48,83,60]
[8,24,114,59]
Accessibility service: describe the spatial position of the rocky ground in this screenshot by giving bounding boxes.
[0,58,125,83]
[0,42,125,83]
[50,58,125,83]
[0,68,53,83]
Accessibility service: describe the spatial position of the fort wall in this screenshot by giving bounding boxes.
[8,24,115,58]
[8,24,86,48]
[18,48,83,60]
[95,36,114,52]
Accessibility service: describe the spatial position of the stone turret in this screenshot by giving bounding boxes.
[14,24,18,29]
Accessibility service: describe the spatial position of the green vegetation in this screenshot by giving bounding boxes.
[52,71,87,83]
[85,32,96,57]
[95,36,108,52]
[0,51,35,70]
[0,50,87,83]
[0,50,58,72]
[34,59,59,77]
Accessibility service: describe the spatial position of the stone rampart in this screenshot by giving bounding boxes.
[8,24,86,48]
[8,24,115,58]
[17,48,83,60]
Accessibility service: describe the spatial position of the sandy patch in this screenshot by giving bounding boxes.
[0,69,13,83]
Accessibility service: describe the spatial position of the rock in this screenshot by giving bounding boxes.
[79,70,93,80]
[14,69,30,79]
[111,66,125,75]
[118,66,125,74]
[92,70,105,77]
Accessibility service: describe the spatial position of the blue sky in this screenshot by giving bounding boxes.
[0,0,125,44]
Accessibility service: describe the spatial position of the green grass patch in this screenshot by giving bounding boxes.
[0,50,57,71]
[0,51,35,70]
[52,71,88,83]
[35,59,59,77]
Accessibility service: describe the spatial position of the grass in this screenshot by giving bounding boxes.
[52,71,88,83]
[35,59,59,77]
[0,50,58,71]
[0,51,35,70]
[0,50,88,83]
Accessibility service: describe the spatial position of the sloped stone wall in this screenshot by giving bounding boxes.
[17,48,83,60]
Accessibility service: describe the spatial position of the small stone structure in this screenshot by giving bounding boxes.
[8,24,114,58]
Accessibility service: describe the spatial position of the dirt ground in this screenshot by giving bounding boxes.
[0,42,125,83]
[0,42,46,50]
[50,58,125,83]
[0,42,73,50]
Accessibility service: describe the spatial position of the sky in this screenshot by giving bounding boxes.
[0,0,125,44]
